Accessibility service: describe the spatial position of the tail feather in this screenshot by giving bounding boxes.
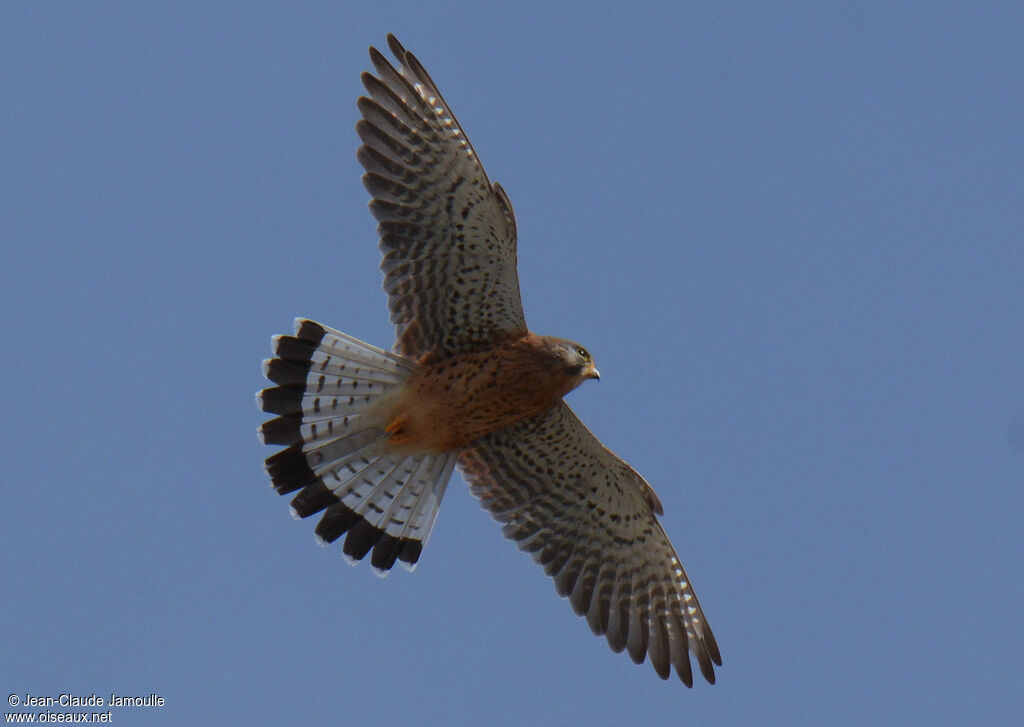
[396,454,456,555]
[258,318,455,573]
[317,449,455,572]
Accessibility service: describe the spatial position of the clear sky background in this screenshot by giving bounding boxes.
[3,2,1022,725]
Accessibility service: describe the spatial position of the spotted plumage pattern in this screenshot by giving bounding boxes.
[458,402,720,686]
[359,34,525,359]
[258,34,721,685]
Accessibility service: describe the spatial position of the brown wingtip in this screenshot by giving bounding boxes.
[386,33,406,60]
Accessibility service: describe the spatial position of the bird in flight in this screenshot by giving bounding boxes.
[258,34,721,686]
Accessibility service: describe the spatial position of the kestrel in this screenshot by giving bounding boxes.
[258,34,721,685]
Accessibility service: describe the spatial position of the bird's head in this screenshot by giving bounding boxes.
[528,335,600,395]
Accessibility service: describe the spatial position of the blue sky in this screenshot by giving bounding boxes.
[3,2,1022,725]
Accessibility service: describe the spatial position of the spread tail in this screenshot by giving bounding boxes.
[258,318,456,573]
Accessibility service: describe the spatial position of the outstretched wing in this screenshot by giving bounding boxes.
[358,35,526,359]
[457,402,721,685]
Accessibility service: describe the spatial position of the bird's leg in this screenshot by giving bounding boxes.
[416,349,440,366]
[385,413,411,443]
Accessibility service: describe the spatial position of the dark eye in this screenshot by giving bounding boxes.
[577,347,590,362]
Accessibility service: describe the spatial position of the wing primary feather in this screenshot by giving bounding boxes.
[647,611,671,680]
[568,557,597,617]
[669,612,695,687]
[626,582,649,664]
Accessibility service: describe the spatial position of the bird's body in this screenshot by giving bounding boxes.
[258,34,721,686]
[383,333,599,454]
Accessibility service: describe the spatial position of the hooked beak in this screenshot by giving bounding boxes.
[584,363,600,381]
